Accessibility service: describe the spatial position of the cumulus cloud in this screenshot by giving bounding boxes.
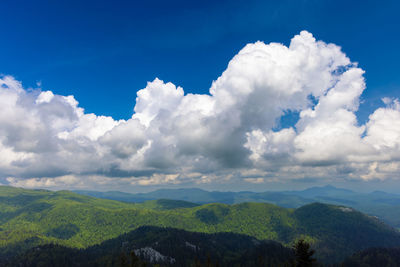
[2,31,400,189]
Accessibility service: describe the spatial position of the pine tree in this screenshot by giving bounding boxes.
[130,251,141,267]
[293,239,316,267]
[119,252,129,267]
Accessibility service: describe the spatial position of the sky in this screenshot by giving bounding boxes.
[1,0,400,192]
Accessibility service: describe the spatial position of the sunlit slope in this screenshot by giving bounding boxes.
[0,186,293,249]
[75,187,400,229]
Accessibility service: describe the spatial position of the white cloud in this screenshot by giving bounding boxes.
[6,175,81,188]
[244,178,265,184]
[36,91,54,104]
[133,78,184,127]
[2,31,400,189]
[364,98,400,150]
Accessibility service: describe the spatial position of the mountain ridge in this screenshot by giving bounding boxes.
[73,185,400,229]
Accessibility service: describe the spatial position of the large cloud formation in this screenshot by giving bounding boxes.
[2,31,400,189]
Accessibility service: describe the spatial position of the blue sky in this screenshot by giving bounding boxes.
[1,0,399,121]
[1,0,400,192]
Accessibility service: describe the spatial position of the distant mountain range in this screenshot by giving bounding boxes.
[75,185,400,229]
[1,185,400,264]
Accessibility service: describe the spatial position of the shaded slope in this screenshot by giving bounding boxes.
[294,203,400,263]
[342,247,400,267]
[5,226,294,267]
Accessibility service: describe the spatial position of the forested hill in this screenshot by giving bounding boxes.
[75,186,400,229]
[9,230,400,267]
[5,226,295,266]
[1,185,400,263]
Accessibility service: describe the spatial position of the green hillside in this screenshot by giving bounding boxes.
[74,186,400,230]
[1,186,399,263]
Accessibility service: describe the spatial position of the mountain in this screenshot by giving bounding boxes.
[74,188,314,207]
[73,188,239,204]
[1,185,400,263]
[74,186,400,229]
[293,203,400,262]
[4,226,294,266]
[286,185,356,198]
[74,185,359,205]
[137,199,200,210]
